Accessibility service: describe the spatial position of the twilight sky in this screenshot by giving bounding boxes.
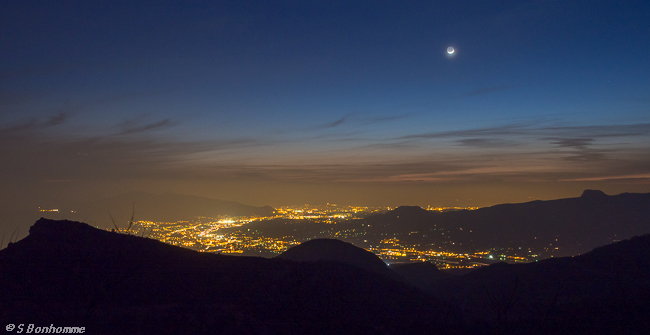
[2,0,650,209]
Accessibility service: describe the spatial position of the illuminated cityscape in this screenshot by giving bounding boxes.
[116,204,533,270]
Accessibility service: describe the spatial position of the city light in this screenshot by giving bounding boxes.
[111,204,534,269]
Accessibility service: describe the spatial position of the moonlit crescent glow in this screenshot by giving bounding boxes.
[447,46,455,54]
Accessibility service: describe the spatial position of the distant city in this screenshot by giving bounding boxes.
[35,203,540,270]
[33,189,645,272]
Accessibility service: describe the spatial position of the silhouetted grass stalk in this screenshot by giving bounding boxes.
[109,213,120,232]
[109,203,135,234]
[127,203,135,233]
[1,227,21,250]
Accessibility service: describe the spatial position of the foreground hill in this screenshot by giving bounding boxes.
[2,218,649,334]
[0,219,451,335]
[430,233,650,334]
[277,238,398,278]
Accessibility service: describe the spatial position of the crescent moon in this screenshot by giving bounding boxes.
[447,47,455,55]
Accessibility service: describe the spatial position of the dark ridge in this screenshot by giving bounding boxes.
[390,261,451,291]
[388,205,430,217]
[3,214,650,334]
[427,234,650,333]
[580,233,650,265]
[581,189,608,198]
[353,190,650,258]
[276,238,396,278]
[0,219,453,335]
[361,205,431,222]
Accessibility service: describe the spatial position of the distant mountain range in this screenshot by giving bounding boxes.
[1,218,648,334]
[218,190,650,260]
[57,191,275,227]
[342,189,650,258]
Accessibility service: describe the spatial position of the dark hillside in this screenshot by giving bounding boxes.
[348,190,650,257]
[428,234,650,334]
[277,238,397,278]
[390,261,451,291]
[2,218,649,334]
[0,219,453,335]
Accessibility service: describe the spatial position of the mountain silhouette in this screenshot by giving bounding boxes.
[277,238,396,278]
[2,207,650,334]
[580,188,608,199]
[347,190,650,258]
[0,218,452,335]
[426,233,650,333]
[389,261,451,291]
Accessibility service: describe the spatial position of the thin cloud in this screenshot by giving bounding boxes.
[0,119,40,134]
[203,161,468,183]
[561,150,609,162]
[398,123,531,140]
[546,137,593,149]
[45,112,71,126]
[0,112,72,134]
[117,118,176,135]
[311,113,410,131]
[560,174,650,181]
[355,141,417,150]
[3,113,650,191]
[399,122,650,142]
[0,124,276,186]
[321,116,347,129]
[456,138,514,148]
[540,123,650,138]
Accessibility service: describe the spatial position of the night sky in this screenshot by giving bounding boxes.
[2,1,650,209]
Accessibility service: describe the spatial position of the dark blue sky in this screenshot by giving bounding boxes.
[2,0,650,207]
